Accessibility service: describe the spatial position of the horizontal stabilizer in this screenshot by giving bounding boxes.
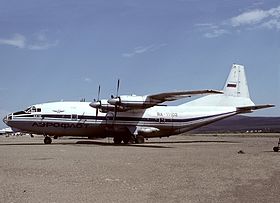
[237,104,275,113]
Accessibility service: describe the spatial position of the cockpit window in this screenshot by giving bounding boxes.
[24,106,41,113]
[13,106,41,115]
[13,110,28,115]
[24,107,32,113]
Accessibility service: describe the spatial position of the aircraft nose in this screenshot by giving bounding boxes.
[3,114,12,125]
[3,115,8,125]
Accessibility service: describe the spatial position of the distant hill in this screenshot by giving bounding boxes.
[191,115,280,133]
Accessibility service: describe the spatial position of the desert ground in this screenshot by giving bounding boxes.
[0,134,280,203]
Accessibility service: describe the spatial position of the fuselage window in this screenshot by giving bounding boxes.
[159,118,165,123]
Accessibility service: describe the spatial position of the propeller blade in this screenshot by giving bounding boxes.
[97,85,100,101]
[95,85,101,117]
[116,79,120,97]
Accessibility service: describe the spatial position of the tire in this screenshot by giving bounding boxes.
[44,137,52,144]
[113,136,122,144]
[123,137,129,144]
[136,136,144,144]
[273,147,279,152]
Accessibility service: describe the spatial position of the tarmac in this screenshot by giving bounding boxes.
[0,134,280,203]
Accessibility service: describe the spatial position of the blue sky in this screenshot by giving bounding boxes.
[0,0,279,128]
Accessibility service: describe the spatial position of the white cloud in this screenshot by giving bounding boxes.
[0,30,59,50]
[122,53,134,58]
[195,23,229,38]
[230,6,280,27]
[134,45,154,54]
[268,6,280,17]
[122,43,167,58]
[84,78,92,83]
[0,34,26,48]
[261,19,280,29]
[197,5,280,38]
[231,9,269,27]
[204,29,229,38]
[195,23,217,29]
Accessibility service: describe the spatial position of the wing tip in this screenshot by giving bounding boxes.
[237,104,275,113]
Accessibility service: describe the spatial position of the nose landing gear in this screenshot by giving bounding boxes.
[273,138,280,152]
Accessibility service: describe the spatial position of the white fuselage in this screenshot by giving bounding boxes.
[3,101,237,138]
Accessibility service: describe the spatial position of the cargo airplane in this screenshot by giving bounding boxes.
[3,64,274,144]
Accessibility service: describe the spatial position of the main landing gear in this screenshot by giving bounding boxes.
[273,138,280,152]
[135,136,145,144]
[113,134,131,144]
[113,135,145,144]
[44,136,52,144]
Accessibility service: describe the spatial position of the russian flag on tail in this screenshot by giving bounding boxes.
[227,83,237,88]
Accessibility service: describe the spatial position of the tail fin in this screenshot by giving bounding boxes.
[223,64,250,98]
[182,64,255,107]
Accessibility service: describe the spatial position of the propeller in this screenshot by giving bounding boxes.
[96,85,101,116]
[89,85,101,117]
[108,79,121,105]
[110,79,121,120]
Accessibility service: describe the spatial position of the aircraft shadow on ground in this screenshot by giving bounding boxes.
[0,141,171,148]
[145,140,240,144]
[75,140,172,148]
[0,139,239,148]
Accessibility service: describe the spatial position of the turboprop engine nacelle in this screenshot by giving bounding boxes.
[89,100,126,112]
[89,101,102,108]
[108,95,154,108]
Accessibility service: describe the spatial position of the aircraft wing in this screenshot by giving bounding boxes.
[105,89,223,111]
[237,104,275,113]
[147,89,223,102]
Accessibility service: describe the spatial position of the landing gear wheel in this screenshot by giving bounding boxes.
[113,136,122,144]
[122,136,130,144]
[135,136,144,144]
[44,136,52,144]
[273,138,280,152]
